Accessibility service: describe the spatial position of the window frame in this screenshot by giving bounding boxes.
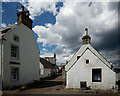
[11,44,19,59]
[11,67,19,82]
[86,59,89,64]
[91,68,102,83]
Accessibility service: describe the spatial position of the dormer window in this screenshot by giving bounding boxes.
[86,59,89,64]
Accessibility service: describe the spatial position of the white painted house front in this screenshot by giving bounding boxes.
[0,6,40,89]
[65,28,116,90]
[40,57,56,78]
[43,53,56,65]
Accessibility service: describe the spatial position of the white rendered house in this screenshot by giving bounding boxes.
[40,57,56,78]
[65,28,116,90]
[0,6,40,88]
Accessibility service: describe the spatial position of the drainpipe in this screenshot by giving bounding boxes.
[0,37,2,94]
[0,35,6,92]
[0,35,2,94]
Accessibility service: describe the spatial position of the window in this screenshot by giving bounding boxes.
[11,45,19,59]
[77,56,80,60]
[86,59,89,64]
[92,69,102,82]
[11,68,19,81]
[14,35,19,42]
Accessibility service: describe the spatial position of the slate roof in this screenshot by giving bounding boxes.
[40,57,56,69]
[0,24,18,40]
[0,24,17,34]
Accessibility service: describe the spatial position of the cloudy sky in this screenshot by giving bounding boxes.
[0,0,119,65]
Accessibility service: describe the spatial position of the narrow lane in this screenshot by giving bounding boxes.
[2,71,120,95]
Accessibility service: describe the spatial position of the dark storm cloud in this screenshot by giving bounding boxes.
[62,34,81,52]
[92,27,119,51]
[33,2,119,64]
[60,2,119,55]
[108,2,118,11]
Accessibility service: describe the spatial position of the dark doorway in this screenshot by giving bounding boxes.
[80,81,87,89]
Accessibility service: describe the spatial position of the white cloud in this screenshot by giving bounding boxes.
[1,23,7,27]
[20,1,57,20]
[54,45,73,64]
[33,24,62,47]
[33,2,118,65]
[40,52,54,57]
[2,0,11,2]
[42,48,48,51]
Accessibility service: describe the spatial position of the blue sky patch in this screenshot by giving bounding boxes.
[1,2,63,58]
[33,11,56,27]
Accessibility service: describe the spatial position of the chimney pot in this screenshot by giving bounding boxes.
[85,28,88,35]
[21,5,24,11]
[26,10,29,16]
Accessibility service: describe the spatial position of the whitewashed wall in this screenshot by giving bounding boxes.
[39,62,44,78]
[66,48,116,90]
[65,44,111,72]
[44,68,51,77]
[39,61,52,78]
[0,40,2,91]
[2,23,40,88]
[47,58,56,65]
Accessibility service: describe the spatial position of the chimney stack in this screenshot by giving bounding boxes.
[17,5,33,29]
[85,28,88,35]
[82,28,91,45]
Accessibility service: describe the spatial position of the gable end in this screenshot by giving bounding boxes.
[66,47,113,73]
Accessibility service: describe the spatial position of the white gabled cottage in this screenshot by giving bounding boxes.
[65,28,116,90]
[0,6,40,89]
[40,57,56,78]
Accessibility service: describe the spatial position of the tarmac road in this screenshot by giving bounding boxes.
[2,72,120,96]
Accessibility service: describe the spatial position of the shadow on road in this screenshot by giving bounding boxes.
[19,74,64,90]
[41,73,62,80]
[31,80,63,88]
